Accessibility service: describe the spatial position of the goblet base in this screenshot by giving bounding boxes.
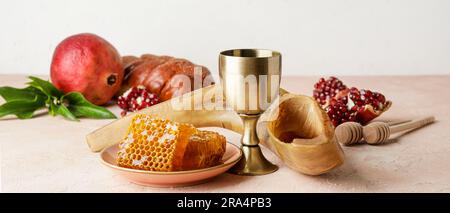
[228,145,278,176]
[228,114,278,175]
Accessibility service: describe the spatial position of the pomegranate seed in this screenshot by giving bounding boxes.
[117,86,160,116]
[313,77,389,127]
[313,76,347,105]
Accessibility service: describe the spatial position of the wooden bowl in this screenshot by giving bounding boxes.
[257,93,345,175]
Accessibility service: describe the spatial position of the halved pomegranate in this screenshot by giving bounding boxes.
[313,77,391,127]
[117,86,160,116]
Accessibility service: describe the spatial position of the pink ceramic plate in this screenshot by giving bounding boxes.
[100,142,242,187]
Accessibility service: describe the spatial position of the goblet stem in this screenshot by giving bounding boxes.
[228,114,278,175]
[241,114,260,146]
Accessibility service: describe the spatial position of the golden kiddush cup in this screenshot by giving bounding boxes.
[219,49,281,175]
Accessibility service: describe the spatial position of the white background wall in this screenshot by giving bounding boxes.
[1,0,449,76]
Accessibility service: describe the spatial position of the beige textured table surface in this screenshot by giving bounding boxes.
[1,75,449,192]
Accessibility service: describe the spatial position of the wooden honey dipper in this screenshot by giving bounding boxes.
[336,120,409,145]
[335,122,363,145]
[336,118,434,145]
[363,116,435,145]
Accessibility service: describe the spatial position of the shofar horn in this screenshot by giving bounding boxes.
[86,85,344,175]
[257,93,344,175]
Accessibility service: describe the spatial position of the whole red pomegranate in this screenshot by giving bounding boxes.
[50,33,123,105]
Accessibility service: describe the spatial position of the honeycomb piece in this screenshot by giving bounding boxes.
[117,114,196,171]
[182,130,226,170]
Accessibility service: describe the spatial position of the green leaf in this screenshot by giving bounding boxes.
[47,99,57,116]
[0,86,45,102]
[55,104,78,121]
[0,95,46,119]
[16,111,36,119]
[27,76,63,98]
[62,92,117,119]
[0,76,116,121]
